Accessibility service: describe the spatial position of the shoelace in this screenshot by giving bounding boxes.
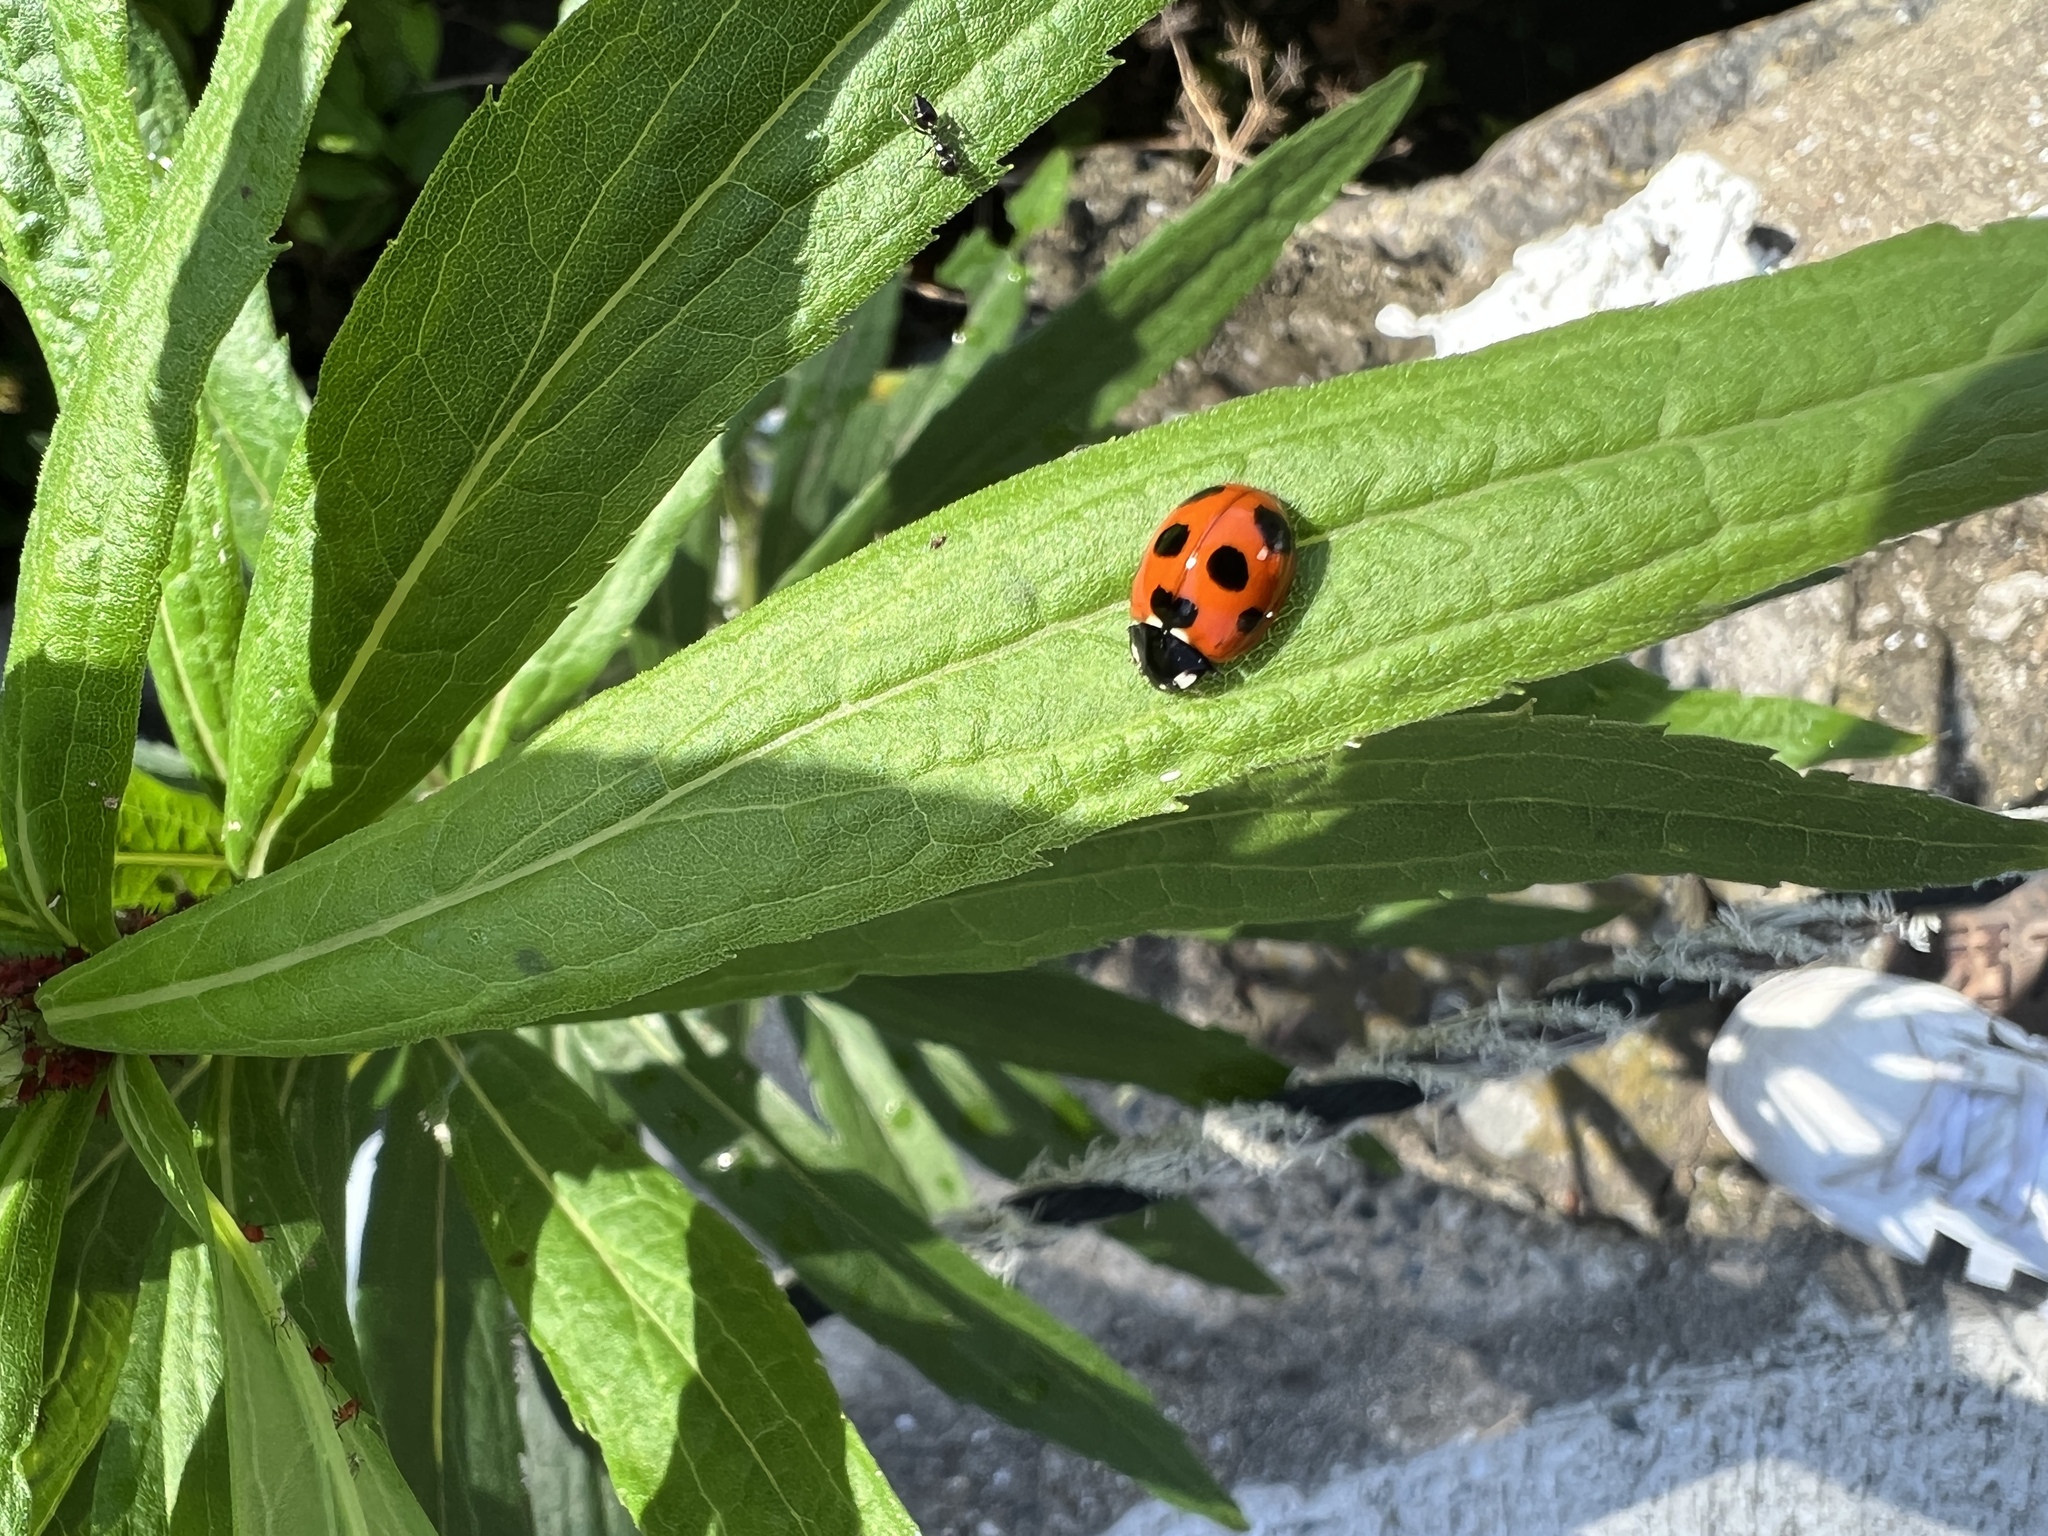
[1882,1064,2048,1225]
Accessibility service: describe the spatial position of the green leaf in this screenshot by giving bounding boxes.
[0,0,343,950]
[895,1044,1279,1295]
[842,970,1290,1107]
[441,1034,916,1536]
[454,438,723,774]
[797,996,973,1215]
[636,712,2048,1009]
[108,1055,435,1536]
[23,1123,164,1530]
[600,1018,1244,1527]
[775,63,1422,586]
[87,1207,233,1536]
[1511,658,1926,768]
[109,766,231,916]
[226,0,1166,875]
[202,287,307,563]
[774,246,1032,590]
[278,1054,355,1279]
[199,1056,365,1405]
[40,0,151,245]
[125,4,309,564]
[148,430,245,784]
[358,1067,534,1536]
[0,0,131,390]
[43,221,2048,1051]
[513,1349,637,1536]
[1240,894,1618,951]
[0,1087,97,1533]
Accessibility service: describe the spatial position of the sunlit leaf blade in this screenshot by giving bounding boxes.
[455,440,723,774]
[0,0,129,389]
[842,970,1289,1107]
[1510,657,1926,767]
[227,0,1166,874]
[148,432,245,784]
[894,1045,1279,1294]
[43,222,2048,1050]
[87,1208,233,1536]
[24,1124,163,1529]
[0,0,343,949]
[109,767,231,916]
[441,1035,916,1536]
[778,63,1422,586]
[358,1070,534,1536]
[201,1057,365,1405]
[599,1019,1244,1527]
[637,713,2048,1009]
[0,1088,96,1532]
[798,997,973,1215]
[38,0,149,248]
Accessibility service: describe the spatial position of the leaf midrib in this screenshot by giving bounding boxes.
[440,1041,824,1529]
[247,0,896,873]
[51,341,2036,1022]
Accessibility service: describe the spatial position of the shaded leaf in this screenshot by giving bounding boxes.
[599,1018,1243,1526]
[0,1087,96,1532]
[1511,658,1925,767]
[798,996,972,1215]
[1240,894,1618,952]
[455,438,723,773]
[0,0,343,948]
[443,1035,915,1536]
[86,1205,232,1536]
[895,1045,1278,1295]
[620,713,2048,1010]
[843,970,1290,1107]
[148,431,245,785]
[358,1066,534,1536]
[23,1122,163,1530]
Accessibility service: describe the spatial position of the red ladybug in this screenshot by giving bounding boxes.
[1129,484,1297,691]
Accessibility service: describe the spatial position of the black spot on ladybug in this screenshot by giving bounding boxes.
[1151,522,1190,558]
[1205,545,1250,592]
[1177,485,1227,509]
[1236,606,1265,634]
[1150,586,1198,629]
[1254,504,1292,555]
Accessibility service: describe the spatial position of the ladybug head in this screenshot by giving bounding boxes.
[1129,622,1212,692]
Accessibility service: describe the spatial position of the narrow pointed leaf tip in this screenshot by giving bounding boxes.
[226,0,1167,873]
[38,220,2048,1055]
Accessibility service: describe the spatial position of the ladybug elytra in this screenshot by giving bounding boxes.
[1129,484,1297,691]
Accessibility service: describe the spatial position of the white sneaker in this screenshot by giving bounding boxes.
[1708,966,2048,1289]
